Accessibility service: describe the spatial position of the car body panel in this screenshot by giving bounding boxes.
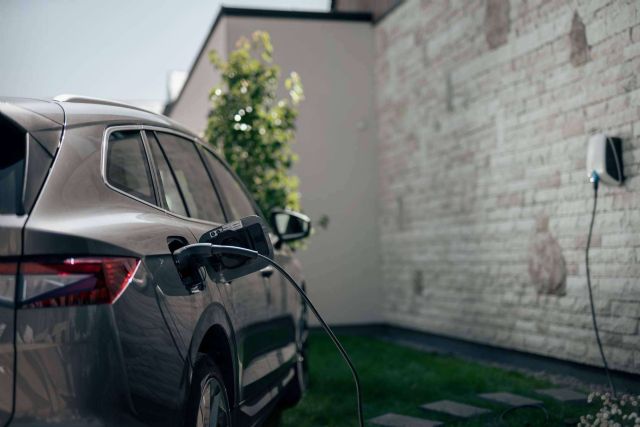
[0,98,64,157]
[0,256,17,427]
[18,121,197,425]
[12,304,142,426]
[0,98,65,427]
[191,146,306,421]
[1,98,307,426]
[193,148,306,423]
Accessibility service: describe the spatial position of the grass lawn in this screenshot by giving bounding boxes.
[278,332,595,426]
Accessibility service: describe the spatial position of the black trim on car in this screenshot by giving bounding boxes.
[101,125,222,227]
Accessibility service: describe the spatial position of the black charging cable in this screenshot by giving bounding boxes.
[586,172,616,394]
[179,244,365,427]
[256,253,365,427]
[499,404,549,426]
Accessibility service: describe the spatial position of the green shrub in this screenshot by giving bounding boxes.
[205,31,304,217]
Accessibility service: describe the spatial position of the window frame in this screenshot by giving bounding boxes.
[101,125,228,226]
[150,130,228,223]
[197,144,266,222]
[103,127,157,205]
[143,130,190,217]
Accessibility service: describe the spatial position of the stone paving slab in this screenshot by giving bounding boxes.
[421,400,491,418]
[479,392,542,406]
[369,413,443,427]
[535,388,587,403]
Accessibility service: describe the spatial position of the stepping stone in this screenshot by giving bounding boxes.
[535,388,587,403]
[479,392,542,406]
[369,413,443,427]
[421,400,491,418]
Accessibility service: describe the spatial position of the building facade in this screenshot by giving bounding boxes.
[167,8,384,326]
[168,0,640,374]
[376,0,640,374]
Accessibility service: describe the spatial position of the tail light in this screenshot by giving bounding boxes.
[19,257,140,308]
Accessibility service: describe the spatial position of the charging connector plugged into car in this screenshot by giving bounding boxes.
[173,215,365,427]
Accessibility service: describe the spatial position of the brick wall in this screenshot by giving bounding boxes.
[375,0,640,373]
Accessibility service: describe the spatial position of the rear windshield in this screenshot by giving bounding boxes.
[0,118,25,214]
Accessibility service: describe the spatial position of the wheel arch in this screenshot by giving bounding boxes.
[197,325,236,408]
[190,303,239,409]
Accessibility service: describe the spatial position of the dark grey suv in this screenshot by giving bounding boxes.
[0,96,310,427]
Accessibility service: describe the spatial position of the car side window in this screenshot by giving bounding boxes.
[200,149,256,220]
[154,132,225,223]
[106,130,155,204]
[145,131,188,217]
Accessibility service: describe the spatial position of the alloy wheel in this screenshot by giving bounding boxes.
[197,377,230,427]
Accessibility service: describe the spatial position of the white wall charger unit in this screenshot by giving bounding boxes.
[586,133,624,186]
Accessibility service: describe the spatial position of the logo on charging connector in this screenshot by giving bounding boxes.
[207,220,243,240]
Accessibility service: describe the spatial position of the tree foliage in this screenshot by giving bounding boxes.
[205,31,304,217]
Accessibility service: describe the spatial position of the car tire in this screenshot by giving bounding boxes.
[185,355,233,427]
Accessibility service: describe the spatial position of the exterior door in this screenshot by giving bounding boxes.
[149,131,276,409]
[100,128,204,425]
[198,147,296,406]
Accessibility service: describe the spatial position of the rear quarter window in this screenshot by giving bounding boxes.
[0,117,26,214]
[106,130,156,204]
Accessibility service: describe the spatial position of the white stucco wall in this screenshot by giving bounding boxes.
[168,15,382,325]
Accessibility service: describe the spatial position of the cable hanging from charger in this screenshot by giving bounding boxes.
[586,171,616,395]
[176,242,366,427]
[256,253,365,427]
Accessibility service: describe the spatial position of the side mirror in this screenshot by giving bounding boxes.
[270,209,311,243]
[173,216,274,288]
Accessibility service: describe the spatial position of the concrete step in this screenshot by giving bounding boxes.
[421,400,491,418]
[479,392,542,406]
[535,388,587,403]
[369,413,443,427]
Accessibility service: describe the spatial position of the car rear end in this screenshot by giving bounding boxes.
[0,99,147,426]
[0,98,66,426]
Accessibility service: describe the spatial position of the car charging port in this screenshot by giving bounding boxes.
[167,236,206,294]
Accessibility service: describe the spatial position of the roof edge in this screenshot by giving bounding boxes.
[373,0,405,24]
[164,6,373,116]
[219,6,372,22]
[54,94,159,116]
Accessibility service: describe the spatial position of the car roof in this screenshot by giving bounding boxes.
[0,97,65,155]
[0,96,196,139]
[53,95,197,137]
[0,97,65,126]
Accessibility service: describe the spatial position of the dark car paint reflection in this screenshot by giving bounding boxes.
[0,98,307,427]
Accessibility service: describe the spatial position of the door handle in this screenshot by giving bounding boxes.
[260,266,274,278]
[260,266,273,305]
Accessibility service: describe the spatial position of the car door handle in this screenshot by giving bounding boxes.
[260,266,274,278]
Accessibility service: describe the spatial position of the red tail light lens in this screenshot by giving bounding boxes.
[20,257,140,308]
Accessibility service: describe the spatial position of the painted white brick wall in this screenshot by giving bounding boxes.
[374,0,640,373]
